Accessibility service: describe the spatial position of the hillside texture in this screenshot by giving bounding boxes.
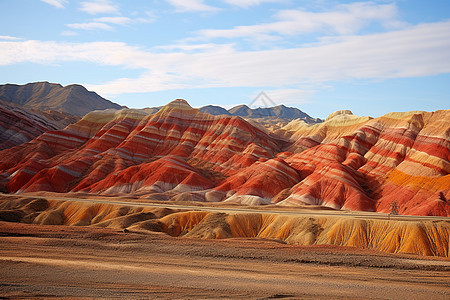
[0,82,123,116]
[0,196,449,257]
[0,99,448,216]
[0,100,79,150]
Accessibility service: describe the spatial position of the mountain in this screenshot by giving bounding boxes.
[198,104,322,123]
[225,104,322,132]
[0,100,79,150]
[0,99,281,194]
[137,103,321,134]
[0,82,124,116]
[0,99,448,216]
[227,104,321,123]
[155,104,321,123]
[198,105,231,116]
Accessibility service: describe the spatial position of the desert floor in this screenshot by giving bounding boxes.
[1,220,449,300]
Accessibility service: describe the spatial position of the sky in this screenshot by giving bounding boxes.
[0,0,449,119]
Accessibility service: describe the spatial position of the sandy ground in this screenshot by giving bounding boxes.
[1,221,449,299]
[8,192,449,222]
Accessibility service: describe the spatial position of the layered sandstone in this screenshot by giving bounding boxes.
[0,100,448,216]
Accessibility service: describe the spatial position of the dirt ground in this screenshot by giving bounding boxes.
[1,221,449,299]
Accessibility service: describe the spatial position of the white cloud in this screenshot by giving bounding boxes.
[41,0,68,9]
[66,22,113,31]
[0,35,22,41]
[223,0,281,8]
[136,11,158,24]
[1,21,449,97]
[79,0,118,15]
[93,15,155,25]
[166,0,219,12]
[0,41,140,66]
[60,30,79,36]
[94,16,131,25]
[198,2,402,40]
[88,21,450,95]
[263,89,315,105]
[153,43,235,53]
[70,14,153,31]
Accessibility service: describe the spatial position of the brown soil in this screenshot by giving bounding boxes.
[1,221,449,299]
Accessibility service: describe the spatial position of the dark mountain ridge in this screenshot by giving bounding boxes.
[144,103,321,124]
[200,104,322,123]
[0,82,124,116]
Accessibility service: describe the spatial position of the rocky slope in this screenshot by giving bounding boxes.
[198,105,231,116]
[0,100,79,150]
[0,82,123,116]
[228,104,318,121]
[0,100,448,216]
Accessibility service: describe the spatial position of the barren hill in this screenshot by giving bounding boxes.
[228,104,319,121]
[0,82,123,116]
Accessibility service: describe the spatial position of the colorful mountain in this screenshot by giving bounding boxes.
[0,82,124,116]
[0,99,448,216]
[0,100,79,150]
[147,103,322,124]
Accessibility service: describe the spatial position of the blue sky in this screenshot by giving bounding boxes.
[0,0,449,118]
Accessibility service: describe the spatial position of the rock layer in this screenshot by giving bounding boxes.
[0,99,448,216]
[0,100,79,150]
[1,197,448,257]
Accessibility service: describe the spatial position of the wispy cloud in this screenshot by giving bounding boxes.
[153,43,235,53]
[41,0,68,9]
[79,0,118,15]
[94,16,131,25]
[60,30,79,36]
[223,0,281,8]
[0,35,22,41]
[166,0,219,12]
[66,22,113,31]
[263,89,315,105]
[86,21,450,95]
[0,41,134,66]
[197,2,403,41]
[68,11,155,33]
[1,21,449,97]
[93,15,156,25]
[136,11,158,24]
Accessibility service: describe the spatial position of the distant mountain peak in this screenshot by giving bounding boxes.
[325,110,355,121]
[0,82,123,117]
[161,99,193,111]
[225,103,321,123]
[198,105,231,116]
[168,98,191,106]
